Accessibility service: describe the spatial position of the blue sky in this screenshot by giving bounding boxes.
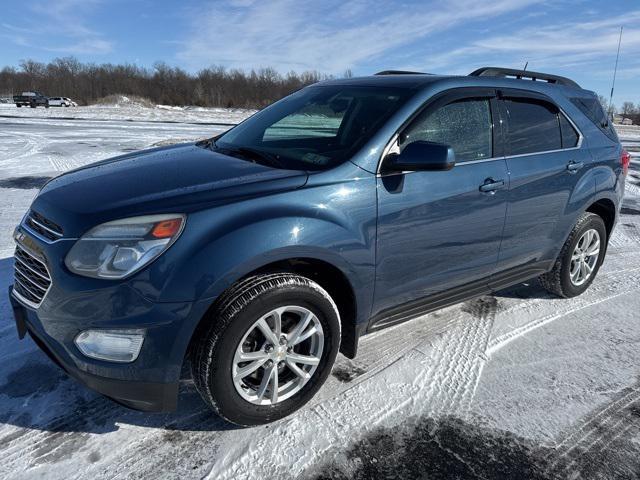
[1,0,639,104]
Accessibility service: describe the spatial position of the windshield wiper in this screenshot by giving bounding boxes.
[197,137,217,150]
[233,146,286,168]
[202,140,287,169]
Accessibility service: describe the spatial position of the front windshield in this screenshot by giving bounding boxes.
[211,84,415,170]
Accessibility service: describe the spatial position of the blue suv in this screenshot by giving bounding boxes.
[9,67,630,425]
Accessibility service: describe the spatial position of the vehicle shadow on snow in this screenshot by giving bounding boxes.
[310,410,640,480]
[0,175,52,189]
[0,256,238,436]
[493,279,556,300]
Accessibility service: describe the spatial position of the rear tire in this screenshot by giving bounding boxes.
[191,273,341,426]
[539,212,606,298]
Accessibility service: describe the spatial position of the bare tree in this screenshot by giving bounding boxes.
[621,101,635,121]
[597,94,609,112]
[0,57,331,108]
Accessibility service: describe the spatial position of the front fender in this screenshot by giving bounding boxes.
[157,169,377,325]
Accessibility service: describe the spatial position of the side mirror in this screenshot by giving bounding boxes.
[384,141,456,172]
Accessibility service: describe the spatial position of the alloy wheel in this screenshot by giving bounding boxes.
[232,306,324,405]
[570,228,600,286]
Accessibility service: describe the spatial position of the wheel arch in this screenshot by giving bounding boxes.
[186,256,362,363]
[585,197,616,241]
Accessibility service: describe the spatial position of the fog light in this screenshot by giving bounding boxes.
[75,330,145,363]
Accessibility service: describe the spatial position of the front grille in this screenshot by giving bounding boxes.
[25,210,63,241]
[13,244,52,308]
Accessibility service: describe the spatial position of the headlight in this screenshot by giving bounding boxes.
[65,214,186,279]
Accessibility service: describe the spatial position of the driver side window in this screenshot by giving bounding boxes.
[402,98,493,162]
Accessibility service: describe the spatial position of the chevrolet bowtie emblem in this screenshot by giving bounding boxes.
[13,229,26,243]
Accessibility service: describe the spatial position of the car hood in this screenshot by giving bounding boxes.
[32,143,308,236]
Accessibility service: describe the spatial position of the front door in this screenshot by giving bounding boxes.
[372,89,508,327]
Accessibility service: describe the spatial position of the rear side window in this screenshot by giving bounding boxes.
[402,98,492,162]
[502,98,561,155]
[559,114,579,148]
[570,97,618,141]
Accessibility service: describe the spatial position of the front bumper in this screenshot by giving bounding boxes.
[9,285,208,412]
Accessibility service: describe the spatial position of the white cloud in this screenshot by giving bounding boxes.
[177,0,546,73]
[419,11,640,75]
[1,0,112,56]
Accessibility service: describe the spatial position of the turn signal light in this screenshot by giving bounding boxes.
[151,218,184,238]
[621,149,631,175]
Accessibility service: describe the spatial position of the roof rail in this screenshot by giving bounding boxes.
[375,70,429,76]
[469,67,580,88]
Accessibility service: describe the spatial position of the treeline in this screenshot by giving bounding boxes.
[0,57,340,108]
[619,101,640,125]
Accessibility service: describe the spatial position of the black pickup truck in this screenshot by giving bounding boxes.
[13,91,49,108]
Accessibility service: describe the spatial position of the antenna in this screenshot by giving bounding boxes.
[607,26,623,120]
[521,61,528,78]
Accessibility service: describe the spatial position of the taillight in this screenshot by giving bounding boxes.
[621,149,631,175]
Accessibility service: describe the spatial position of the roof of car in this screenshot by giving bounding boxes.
[317,74,446,89]
[315,69,589,97]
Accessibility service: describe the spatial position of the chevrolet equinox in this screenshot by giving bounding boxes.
[9,67,629,425]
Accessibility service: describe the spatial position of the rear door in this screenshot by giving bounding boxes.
[496,90,591,273]
[373,88,509,325]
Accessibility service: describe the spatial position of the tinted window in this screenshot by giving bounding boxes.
[559,114,579,148]
[402,98,492,162]
[215,85,414,170]
[570,96,618,141]
[503,98,561,155]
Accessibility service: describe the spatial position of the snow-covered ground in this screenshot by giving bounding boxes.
[0,102,254,125]
[1,109,639,479]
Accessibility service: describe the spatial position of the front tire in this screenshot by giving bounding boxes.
[539,212,606,298]
[191,273,341,426]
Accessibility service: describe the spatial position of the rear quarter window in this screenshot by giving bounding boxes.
[569,97,618,142]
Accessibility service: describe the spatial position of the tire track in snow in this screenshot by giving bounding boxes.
[487,268,640,355]
[317,307,463,404]
[544,383,640,477]
[0,131,40,162]
[624,182,640,198]
[415,296,497,417]
[103,400,223,480]
[0,397,119,473]
[610,219,640,248]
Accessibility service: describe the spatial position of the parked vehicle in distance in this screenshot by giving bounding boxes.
[13,91,49,108]
[67,98,78,107]
[48,97,72,107]
[10,67,628,426]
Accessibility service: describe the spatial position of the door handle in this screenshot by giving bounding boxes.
[566,161,584,173]
[479,178,505,193]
